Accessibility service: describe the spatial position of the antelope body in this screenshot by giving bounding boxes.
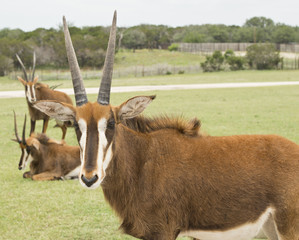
[16,53,73,139]
[33,12,299,240]
[13,113,80,181]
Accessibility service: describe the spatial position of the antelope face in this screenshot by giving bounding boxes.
[34,102,114,188]
[76,103,115,189]
[16,52,37,103]
[17,77,38,103]
[17,140,35,170]
[13,113,38,171]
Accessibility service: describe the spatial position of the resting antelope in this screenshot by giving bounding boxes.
[34,12,299,240]
[16,53,73,139]
[13,112,80,180]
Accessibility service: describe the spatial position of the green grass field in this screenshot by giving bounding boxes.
[115,49,206,68]
[1,72,299,239]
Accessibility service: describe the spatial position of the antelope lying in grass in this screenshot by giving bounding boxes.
[13,112,80,181]
[16,53,73,139]
[33,12,299,240]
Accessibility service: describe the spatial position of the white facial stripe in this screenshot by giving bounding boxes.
[26,85,36,103]
[31,85,36,101]
[97,118,108,181]
[26,89,31,102]
[78,119,87,177]
[20,150,28,169]
[21,151,33,170]
[25,154,33,168]
[103,143,113,172]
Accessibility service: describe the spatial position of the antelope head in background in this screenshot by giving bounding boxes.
[16,52,38,103]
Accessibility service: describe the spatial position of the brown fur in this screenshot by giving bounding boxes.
[102,126,299,240]
[33,98,299,240]
[20,133,80,180]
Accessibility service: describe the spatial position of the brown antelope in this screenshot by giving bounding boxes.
[16,53,73,139]
[13,112,80,180]
[33,12,299,240]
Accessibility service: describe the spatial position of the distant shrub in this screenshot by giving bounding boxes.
[168,43,179,51]
[224,49,235,59]
[166,71,172,75]
[246,43,282,70]
[178,70,185,74]
[201,50,224,72]
[201,50,246,72]
[224,49,245,71]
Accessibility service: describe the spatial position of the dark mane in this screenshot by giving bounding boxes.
[122,115,202,137]
[34,133,50,145]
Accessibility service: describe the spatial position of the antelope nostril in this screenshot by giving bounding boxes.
[81,174,99,187]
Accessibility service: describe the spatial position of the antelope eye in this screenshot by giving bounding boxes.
[26,146,31,154]
[107,119,115,130]
[74,121,79,130]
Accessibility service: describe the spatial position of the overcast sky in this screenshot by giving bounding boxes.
[1,0,299,31]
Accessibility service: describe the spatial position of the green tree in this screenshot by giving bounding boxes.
[273,24,296,43]
[0,54,13,76]
[243,17,275,42]
[122,29,146,50]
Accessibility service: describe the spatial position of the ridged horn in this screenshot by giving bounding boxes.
[16,54,28,82]
[63,16,88,106]
[31,52,36,82]
[22,114,27,145]
[13,111,21,143]
[97,11,117,105]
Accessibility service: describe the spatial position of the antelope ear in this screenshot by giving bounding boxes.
[116,95,156,120]
[17,76,27,86]
[33,77,38,84]
[33,100,76,121]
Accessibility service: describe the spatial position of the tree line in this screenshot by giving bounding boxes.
[0,16,299,75]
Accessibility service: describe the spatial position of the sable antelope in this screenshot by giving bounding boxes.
[33,12,299,240]
[13,112,80,181]
[16,53,73,139]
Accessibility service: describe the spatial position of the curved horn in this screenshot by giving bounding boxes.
[22,114,27,145]
[16,54,28,82]
[97,11,117,105]
[31,52,36,82]
[13,111,21,143]
[63,16,88,106]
